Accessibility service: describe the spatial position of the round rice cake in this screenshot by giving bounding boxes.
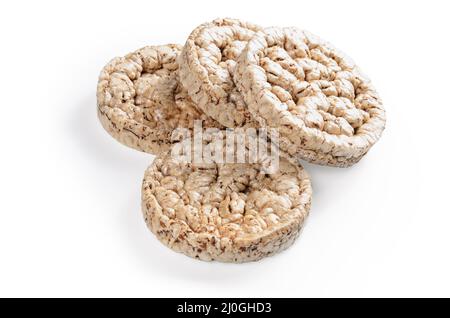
[235,27,386,167]
[97,45,220,154]
[179,18,262,128]
[141,134,312,262]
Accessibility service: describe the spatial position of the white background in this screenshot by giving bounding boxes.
[1,0,449,297]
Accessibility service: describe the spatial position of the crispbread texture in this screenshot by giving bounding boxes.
[179,18,262,128]
[97,45,220,154]
[141,131,312,262]
[235,27,386,167]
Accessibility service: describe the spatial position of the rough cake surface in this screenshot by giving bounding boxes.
[179,18,262,128]
[235,27,386,167]
[97,45,220,154]
[141,133,312,262]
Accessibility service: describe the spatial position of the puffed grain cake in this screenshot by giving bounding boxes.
[234,27,386,167]
[97,45,220,154]
[141,132,312,262]
[179,18,262,128]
